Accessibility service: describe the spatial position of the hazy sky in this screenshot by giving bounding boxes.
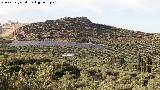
[0,0,160,33]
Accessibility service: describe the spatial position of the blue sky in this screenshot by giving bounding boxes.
[0,0,160,33]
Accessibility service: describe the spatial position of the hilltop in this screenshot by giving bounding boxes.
[15,17,154,44]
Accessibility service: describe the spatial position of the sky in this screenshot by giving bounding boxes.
[0,0,160,33]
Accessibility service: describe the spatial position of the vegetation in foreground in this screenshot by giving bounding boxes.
[0,41,160,90]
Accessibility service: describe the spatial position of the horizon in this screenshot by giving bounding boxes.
[0,0,160,33]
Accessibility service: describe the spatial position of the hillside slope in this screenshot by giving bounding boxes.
[16,17,154,44]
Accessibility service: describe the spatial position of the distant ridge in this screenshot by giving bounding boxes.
[15,17,154,44]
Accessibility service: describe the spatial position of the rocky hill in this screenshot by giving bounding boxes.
[15,17,154,44]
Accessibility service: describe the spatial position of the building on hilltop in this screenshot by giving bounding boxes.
[1,20,28,37]
[2,20,25,32]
